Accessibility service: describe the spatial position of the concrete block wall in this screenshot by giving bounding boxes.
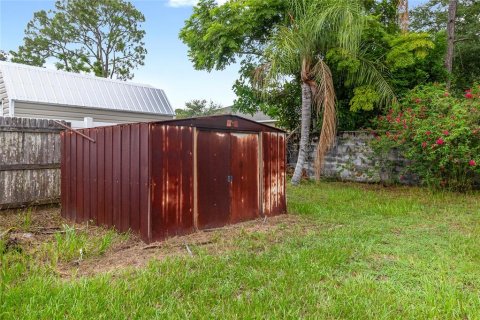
[288,131,414,183]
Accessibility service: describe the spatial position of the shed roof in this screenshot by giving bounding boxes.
[157,114,285,133]
[216,106,276,123]
[0,61,174,116]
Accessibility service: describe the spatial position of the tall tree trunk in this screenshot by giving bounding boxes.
[291,82,312,185]
[445,0,457,90]
[398,0,409,33]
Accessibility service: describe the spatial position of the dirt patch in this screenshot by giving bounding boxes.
[1,205,66,247]
[0,205,63,231]
[1,206,315,278]
[60,214,308,278]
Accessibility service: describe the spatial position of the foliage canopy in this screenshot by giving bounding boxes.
[411,0,480,90]
[175,99,222,119]
[11,0,147,80]
[180,0,444,131]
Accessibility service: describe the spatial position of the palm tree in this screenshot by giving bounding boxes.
[256,0,395,185]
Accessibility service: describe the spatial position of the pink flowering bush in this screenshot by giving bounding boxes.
[373,83,480,191]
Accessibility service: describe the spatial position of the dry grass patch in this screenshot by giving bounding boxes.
[1,206,318,278]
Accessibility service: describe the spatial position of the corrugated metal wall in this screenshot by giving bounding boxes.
[195,130,262,229]
[230,132,260,223]
[262,132,286,216]
[150,124,194,240]
[61,123,151,241]
[61,116,286,242]
[196,130,232,229]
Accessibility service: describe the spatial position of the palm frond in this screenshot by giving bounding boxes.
[349,53,397,106]
[311,59,336,179]
[257,0,395,180]
[306,0,366,55]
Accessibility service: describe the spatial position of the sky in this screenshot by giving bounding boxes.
[0,0,427,110]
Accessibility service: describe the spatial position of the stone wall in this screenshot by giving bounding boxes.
[288,131,413,183]
[0,117,67,209]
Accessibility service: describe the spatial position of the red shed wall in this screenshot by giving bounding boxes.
[230,132,260,223]
[262,132,286,216]
[61,123,151,241]
[150,124,194,241]
[196,130,231,229]
[61,117,286,243]
[195,130,261,229]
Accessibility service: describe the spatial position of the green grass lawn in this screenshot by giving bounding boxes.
[2,182,480,319]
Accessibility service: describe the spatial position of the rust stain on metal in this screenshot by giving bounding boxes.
[150,124,194,240]
[196,129,231,229]
[61,115,286,243]
[62,124,152,241]
[261,132,287,216]
[230,132,259,223]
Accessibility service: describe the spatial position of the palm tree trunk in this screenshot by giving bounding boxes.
[291,82,312,185]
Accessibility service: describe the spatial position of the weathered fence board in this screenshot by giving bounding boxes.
[0,117,66,209]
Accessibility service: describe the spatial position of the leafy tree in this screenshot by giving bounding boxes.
[179,0,286,72]
[382,32,444,95]
[256,0,394,184]
[0,50,8,61]
[11,0,147,80]
[324,2,440,129]
[180,0,442,184]
[175,99,222,119]
[411,0,480,89]
[361,0,399,33]
[180,0,292,121]
[180,0,439,128]
[234,72,301,131]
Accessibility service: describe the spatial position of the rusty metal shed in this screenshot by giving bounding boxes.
[61,115,286,242]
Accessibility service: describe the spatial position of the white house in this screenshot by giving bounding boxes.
[0,61,174,128]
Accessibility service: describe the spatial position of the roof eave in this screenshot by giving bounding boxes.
[10,99,175,117]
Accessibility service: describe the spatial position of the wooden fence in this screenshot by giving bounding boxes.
[0,117,67,209]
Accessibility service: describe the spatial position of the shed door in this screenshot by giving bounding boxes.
[196,130,231,229]
[230,133,259,223]
[196,130,260,229]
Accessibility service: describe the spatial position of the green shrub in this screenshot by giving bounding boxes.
[373,83,480,191]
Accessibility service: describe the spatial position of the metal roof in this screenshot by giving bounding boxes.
[157,114,285,132]
[217,106,277,123]
[0,61,174,115]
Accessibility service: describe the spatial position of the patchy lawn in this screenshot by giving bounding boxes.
[1,182,480,319]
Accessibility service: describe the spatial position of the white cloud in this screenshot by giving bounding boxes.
[167,0,228,7]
